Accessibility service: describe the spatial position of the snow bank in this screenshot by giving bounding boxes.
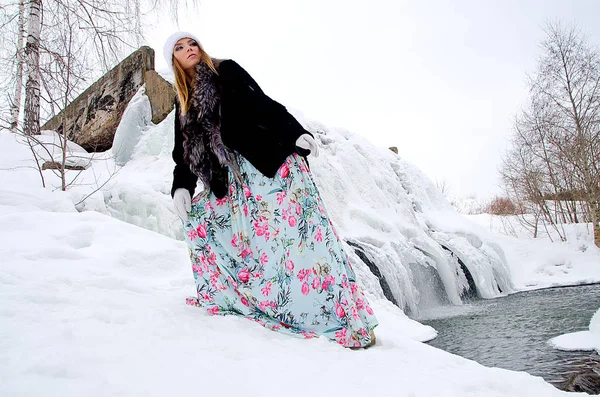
[550,308,600,354]
[0,190,570,396]
[467,214,600,290]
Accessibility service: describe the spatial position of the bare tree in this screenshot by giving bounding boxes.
[500,21,600,247]
[9,0,25,132]
[1,0,197,136]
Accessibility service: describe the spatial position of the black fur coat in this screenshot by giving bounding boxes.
[171,59,312,199]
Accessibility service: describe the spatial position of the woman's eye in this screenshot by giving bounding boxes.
[190,41,198,47]
[175,46,182,51]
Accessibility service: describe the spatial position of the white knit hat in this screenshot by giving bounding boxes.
[162,31,202,72]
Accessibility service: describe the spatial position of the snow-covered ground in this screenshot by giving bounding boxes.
[466,214,600,291]
[2,86,599,396]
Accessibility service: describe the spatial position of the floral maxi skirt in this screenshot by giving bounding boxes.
[183,153,378,347]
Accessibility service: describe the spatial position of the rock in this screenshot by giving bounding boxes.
[389,146,398,154]
[42,161,86,171]
[560,357,600,394]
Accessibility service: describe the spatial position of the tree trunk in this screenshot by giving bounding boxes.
[23,0,42,136]
[9,0,26,132]
[592,201,600,248]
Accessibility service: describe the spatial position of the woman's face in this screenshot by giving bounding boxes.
[173,38,201,74]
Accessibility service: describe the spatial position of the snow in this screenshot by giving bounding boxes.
[0,202,569,396]
[111,86,153,166]
[466,214,600,290]
[1,87,598,396]
[550,308,600,354]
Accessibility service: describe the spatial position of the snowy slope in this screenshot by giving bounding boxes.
[0,164,574,397]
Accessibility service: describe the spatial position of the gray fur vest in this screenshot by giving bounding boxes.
[177,62,242,194]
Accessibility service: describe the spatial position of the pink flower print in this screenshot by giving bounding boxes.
[366,305,374,315]
[279,163,290,178]
[243,184,251,199]
[350,282,359,294]
[231,233,239,248]
[335,327,347,343]
[253,220,264,236]
[196,222,208,239]
[342,280,349,290]
[288,216,297,227]
[295,202,302,215]
[260,252,269,265]
[216,196,228,207]
[259,301,270,312]
[200,292,211,302]
[207,306,219,315]
[301,330,317,339]
[273,228,280,238]
[301,282,310,295]
[187,229,198,240]
[256,195,262,201]
[241,247,252,259]
[351,306,360,320]
[198,256,209,272]
[192,263,204,277]
[322,275,335,290]
[261,281,272,297]
[277,191,286,205]
[315,227,323,243]
[335,302,346,318]
[359,328,368,338]
[240,297,249,306]
[312,276,321,290]
[297,269,310,282]
[204,201,213,211]
[229,185,235,196]
[207,252,217,266]
[237,267,250,283]
[356,298,365,310]
[285,259,295,271]
[243,203,249,217]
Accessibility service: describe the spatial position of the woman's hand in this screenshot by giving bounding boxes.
[173,188,191,221]
[295,134,320,157]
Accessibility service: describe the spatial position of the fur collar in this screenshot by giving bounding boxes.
[178,61,242,194]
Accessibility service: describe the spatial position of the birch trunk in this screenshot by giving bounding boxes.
[23,0,42,136]
[9,0,26,132]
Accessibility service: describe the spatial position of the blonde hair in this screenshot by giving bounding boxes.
[172,44,218,115]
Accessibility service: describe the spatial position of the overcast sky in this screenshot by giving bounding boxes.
[144,0,600,200]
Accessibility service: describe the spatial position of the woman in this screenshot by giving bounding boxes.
[164,31,378,348]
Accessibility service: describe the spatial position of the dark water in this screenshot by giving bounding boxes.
[418,284,600,387]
